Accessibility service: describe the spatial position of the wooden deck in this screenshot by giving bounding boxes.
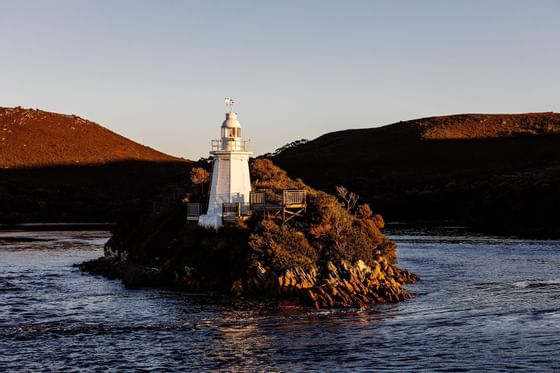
[281,190,307,223]
[187,189,307,225]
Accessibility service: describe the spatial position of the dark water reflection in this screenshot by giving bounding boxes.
[1,228,559,372]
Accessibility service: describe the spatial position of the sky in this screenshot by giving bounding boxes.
[1,0,559,159]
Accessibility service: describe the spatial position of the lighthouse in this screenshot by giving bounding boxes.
[198,98,252,229]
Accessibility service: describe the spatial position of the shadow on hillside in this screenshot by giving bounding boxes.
[274,133,560,238]
[0,160,193,224]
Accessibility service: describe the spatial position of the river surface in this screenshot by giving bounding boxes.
[1,228,559,372]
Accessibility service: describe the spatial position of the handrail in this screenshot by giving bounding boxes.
[283,190,306,206]
[211,139,251,152]
[208,189,308,224]
[186,203,202,221]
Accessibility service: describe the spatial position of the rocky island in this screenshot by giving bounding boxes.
[81,159,418,309]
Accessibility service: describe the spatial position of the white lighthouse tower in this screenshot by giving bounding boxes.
[198,98,252,229]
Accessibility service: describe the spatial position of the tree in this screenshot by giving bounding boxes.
[190,167,211,195]
[335,186,359,212]
[356,203,373,219]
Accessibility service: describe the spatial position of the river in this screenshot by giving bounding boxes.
[1,228,559,372]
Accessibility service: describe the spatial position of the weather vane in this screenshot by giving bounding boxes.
[224,97,235,112]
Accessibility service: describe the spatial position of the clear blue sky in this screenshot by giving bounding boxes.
[1,0,559,159]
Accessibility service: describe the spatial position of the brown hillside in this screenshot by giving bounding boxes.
[415,113,560,140]
[273,112,560,237]
[0,106,181,168]
[0,107,193,224]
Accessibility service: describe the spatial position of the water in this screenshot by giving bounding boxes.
[1,228,559,372]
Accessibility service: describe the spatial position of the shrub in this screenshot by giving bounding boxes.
[108,158,398,292]
[248,160,396,266]
[248,220,317,271]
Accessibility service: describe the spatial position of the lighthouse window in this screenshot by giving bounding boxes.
[221,127,241,138]
[222,128,233,138]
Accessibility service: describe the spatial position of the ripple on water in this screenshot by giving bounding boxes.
[513,278,560,289]
[2,229,560,371]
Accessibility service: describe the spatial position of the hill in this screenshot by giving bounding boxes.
[273,113,560,237]
[0,106,178,168]
[414,113,560,139]
[0,107,192,224]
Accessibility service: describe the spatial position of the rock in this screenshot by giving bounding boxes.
[230,279,244,297]
[121,264,161,288]
[264,258,418,309]
[326,261,339,279]
[81,251,418,310]
[342,279,354,293]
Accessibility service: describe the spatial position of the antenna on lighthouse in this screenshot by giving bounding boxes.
[224,97,235,112]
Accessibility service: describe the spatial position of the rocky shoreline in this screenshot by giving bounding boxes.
[80,255,418,309]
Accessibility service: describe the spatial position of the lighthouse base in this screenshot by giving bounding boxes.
[198,214,222,230]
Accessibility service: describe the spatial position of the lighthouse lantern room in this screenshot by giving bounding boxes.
[198,98,252,229]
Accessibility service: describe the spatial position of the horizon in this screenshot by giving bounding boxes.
[5,104,560,160]
[2,0,559,159]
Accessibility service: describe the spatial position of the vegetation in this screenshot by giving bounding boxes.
[273,113,560,238]
[262,139,308,158]
[0,106,178,168]
[249,159,395,267]
[0,106,192,224]
[0,161,190,224]
[100,159,398,296]
[189,167,211,195]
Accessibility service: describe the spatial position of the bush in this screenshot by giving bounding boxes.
[107,158,398,293]
[249,220,317,271]
[249,160,396,266]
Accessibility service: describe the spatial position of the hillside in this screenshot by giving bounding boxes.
[415,113,560,139]
[0,106,178,168]
[0,107,192,224]
[273,113,560,237]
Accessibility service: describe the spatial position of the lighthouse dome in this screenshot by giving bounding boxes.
[222,112,241,128]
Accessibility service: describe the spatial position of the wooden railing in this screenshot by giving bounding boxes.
[249,191,265,205]
[283,190,306,207]
[189,190,307,224]
[186,203,201,221]
[222,202,251,222]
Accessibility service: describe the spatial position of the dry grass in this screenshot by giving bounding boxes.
[0,106,181,168]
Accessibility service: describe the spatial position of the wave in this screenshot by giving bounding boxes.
[0,287,22,292]
[513,279,560,289]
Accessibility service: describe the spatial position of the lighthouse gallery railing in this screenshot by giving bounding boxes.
[211,139,251,152]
